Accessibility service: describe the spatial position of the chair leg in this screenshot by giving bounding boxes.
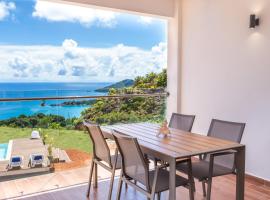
[188,185,194,200]
[109,150,119,200]
[157,192,161,200]
[192,178,196,192]
[108,166,116,200]
[186,158,195,200]
[86,159,94,197]
[93,163,98,188]
[206,178,213,200]
[154,158,158,167]
[116,176,123,200]
[202,181,206,197]
[150,193,155,200]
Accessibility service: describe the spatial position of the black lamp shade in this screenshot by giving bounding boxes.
[250,14,260,28]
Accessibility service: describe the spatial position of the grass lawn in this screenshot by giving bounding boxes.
[0,126,93,153]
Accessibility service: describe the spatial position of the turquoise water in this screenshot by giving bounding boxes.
[0,143,8,160]
[0,82,110,120]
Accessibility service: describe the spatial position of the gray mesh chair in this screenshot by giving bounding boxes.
[169,113,196,132]
[176,119,245,200]
[113,130,194,200]
[83,121,121,200]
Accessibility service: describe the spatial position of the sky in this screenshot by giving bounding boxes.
[0,0,167,82]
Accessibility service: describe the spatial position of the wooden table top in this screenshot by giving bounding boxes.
[101,122,244,159]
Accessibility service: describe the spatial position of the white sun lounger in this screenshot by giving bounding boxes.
[7,155,23,170]
[29,154,44,168]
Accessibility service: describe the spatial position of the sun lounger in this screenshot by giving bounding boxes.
[7,155,23,170]
[29,154,44,168]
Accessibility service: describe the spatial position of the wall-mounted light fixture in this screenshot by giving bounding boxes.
[249,14,260,29]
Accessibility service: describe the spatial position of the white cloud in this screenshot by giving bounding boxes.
[0,39,167,82]
[32,0,117,28]
[0,1,15,21]
[139,16,154,25]
[62,39,78,49]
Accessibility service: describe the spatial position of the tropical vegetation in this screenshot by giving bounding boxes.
[81,69,167,125]
[0,113,78,129]
[0,70,167,128]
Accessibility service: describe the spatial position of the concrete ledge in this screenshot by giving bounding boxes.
[0,167,51,182]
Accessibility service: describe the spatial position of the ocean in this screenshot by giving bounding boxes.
[0,82,111,120]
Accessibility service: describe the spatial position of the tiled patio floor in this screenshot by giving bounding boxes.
[13,173,270,200]
[0,164,120,200]
[1,163,269,200]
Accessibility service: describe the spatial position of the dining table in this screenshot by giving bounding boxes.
[101,122,245,200]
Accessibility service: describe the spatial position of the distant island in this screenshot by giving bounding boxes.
[50,99,96,107]
[50,79,134,107]
[95,79,134,92]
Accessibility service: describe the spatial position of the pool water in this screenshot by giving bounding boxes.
[0,143,8,160]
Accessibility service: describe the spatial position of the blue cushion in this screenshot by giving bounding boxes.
[12,157,21,162]
[33,155,43,160]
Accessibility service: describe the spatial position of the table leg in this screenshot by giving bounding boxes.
[169,159,176,200]
[235,146,245,200]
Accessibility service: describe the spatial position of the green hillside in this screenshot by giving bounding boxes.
[95,79,134,92]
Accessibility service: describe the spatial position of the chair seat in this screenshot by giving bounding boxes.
[149,168,189,193]
[176,160,233,181]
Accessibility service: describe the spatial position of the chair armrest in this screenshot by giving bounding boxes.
[209,150,237,158]
[151,162,170,194]
[176,158,190,163]
[208,150,236,178]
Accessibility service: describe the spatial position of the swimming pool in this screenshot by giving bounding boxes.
[0,143,8,160]
[0,141,12,161]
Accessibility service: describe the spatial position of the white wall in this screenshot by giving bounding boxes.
[166,0,182,118]
[181,0,270,180]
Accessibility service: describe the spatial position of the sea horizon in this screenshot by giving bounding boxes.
[0,82,110,120]
[0,82,113,91]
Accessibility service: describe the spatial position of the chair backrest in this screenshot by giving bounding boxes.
[112,131,150,191]
[169,113,196,132]
[9,156,22,170]
[11,156,22,164]
[206,119,245,170]
[83,121,112,166]
[32,155,43,161]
